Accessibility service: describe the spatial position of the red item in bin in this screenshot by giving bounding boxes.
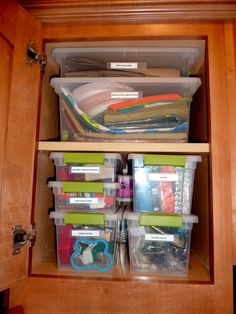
[159,166,175,213]
[58,224,74,264]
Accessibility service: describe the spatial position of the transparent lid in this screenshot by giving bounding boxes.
[128,154,201,168]
[51,46,201,76]
[48,181,120,192]
[50,209,122,225]
[124,211,199,227]
[50,77,201,99]
[49,152,124,166]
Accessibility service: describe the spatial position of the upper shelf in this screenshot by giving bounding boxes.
[38,141,209,153]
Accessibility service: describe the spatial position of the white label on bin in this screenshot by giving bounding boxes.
[69,198,98,204]
[72,230,100,237]
[111,91,140,99]
[110,62,138,69]
[145,234,175,242]
[71,166,100,174]
[148,173,178,181]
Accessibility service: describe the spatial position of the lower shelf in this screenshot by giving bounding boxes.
[30,245,211,283]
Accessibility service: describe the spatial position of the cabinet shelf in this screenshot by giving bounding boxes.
[31,248,210,283]
[38,141,209,153]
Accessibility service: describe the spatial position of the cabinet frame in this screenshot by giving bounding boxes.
[1,2,234,311]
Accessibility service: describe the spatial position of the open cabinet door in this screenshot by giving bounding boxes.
[0,1,42,290]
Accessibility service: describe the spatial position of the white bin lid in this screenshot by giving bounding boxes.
[128,154,201,169]
[49,152,124,166]
[50,77,201,99]
[48,181,120,189]
[51,46,201,76]
[50,209,122,226]
[124,211,199,226]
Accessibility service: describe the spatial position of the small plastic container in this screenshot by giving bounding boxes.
[116,175,133,203]
[125,211,198,275]
[128,154,201,214]
[50,210,121,273]
[50,152,124,182]
[48,181,120,212]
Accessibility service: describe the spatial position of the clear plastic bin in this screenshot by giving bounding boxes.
[125,211,198,275]
[50,210,121,273]
[48,181,120,212]
[128,154,201,214]
[50,77,201,143]
[50,152,124,182]
[51,46,201,77]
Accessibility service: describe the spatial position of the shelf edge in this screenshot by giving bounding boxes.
[37,141,210,153]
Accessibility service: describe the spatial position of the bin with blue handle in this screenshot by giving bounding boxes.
[50,210,121,273]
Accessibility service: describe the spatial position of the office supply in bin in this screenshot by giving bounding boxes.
[48,181,120,212]
[125,211,198,275]
[128,154,201,214]
[116,175,133,202]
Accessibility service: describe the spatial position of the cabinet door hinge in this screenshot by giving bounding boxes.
[25,41,47,72]
[12,224,36,255]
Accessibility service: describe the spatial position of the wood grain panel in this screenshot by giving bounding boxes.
[0,2,42,291]
[225,21,236,264]
[17,0,236,24]
[10,277,215,314]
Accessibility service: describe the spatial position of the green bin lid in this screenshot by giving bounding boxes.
[64,212,105,225]
[140,213,183,227]
[144,154,186,166]
[64,152,104,164]
[62,181,104,193]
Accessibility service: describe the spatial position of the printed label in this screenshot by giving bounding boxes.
[69,198,98,204]
[111,92,140,99]
[148,173,178,182]
[72,230,100,237]
[110,62,138,69]
[71,166,100,174]
[145,234,175,242]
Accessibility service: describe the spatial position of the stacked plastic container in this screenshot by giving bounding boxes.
[49,152,124,274]
[50,45,202,143]
[49,211,121,273]
[125,153,201,276]
[49,43,204,277]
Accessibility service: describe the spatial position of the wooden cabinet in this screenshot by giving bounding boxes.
[1,1,236,313]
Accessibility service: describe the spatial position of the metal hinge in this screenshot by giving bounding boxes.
[12,224,36,255]
[25,41,47,72]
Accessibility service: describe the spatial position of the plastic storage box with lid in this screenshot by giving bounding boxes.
[51,45,202,77]
[50,77,201,143]
[50,210,121,273]
[128,154,201,214]
[125,211,198,275]
[50,152,124,182]
[48,181,120,212]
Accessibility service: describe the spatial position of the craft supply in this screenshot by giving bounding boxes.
[70,238,113,272]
